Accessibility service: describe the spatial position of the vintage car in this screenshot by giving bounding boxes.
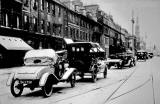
[119,52,136,67]
[7,49,76,97]
[136,50,148,61]
[148,52,154,58]
[67,42,108,82]
[108,51,136,69]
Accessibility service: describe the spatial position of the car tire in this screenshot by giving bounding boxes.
[91,71,97,83]
[42,77,53,97]
[70,72,76,88]
[103,65,108,78]
[11,79,23,97]
[129,60,134,67]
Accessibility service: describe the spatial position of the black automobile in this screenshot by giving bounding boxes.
[67,42,108,82]
[116,52,136,68]
[136,50,148,61]
[148,52,154,58]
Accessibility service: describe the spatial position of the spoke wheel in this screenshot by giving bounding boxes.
[103,66,108,78]
[129,61,134,67]
[42,77,53,97]
[11,79,23,97]
[70,73,76,88]
[91,71,97,83]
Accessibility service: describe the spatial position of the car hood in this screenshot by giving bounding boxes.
[15,66,48,74]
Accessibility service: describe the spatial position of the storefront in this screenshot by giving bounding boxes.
[0,36,33,67]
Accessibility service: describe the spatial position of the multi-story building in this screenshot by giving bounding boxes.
[0,0,103,50]
[0,0,68,49]
[0,0,136,60]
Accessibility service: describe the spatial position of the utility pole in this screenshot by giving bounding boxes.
[131,10,135,36]
[131,10,135,55]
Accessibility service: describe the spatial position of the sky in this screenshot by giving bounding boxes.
[82,0,160,50]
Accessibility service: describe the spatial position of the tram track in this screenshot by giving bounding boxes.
[52,78,125,103]
[102,66,137,104]
[151,74,156,104]
[50,67,137,103]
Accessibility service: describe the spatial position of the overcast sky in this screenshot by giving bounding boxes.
[82,0,160,50]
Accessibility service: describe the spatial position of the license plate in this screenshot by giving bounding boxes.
[20,80,32,84]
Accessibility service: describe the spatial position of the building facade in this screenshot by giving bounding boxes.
[0,0,136,59]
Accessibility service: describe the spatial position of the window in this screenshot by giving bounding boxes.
[24,15,29,30]
[58,26,61,35]
[33,0,38,10]
[76,30,79,39]
[53,24,56,34]
[52,4,55,16]
[5,14,9,27]
[57,6,61,17]
[41,20,45,33]
[17,16,20,28]
[41,0,45,10]
[33,17,37,32]
[86,33,88,41]
[47,2,50,13]
[47,22,51,33]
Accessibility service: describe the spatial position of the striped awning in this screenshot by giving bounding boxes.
[0,36,33,50]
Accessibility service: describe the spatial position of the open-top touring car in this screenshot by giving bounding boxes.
[7,49,76,97]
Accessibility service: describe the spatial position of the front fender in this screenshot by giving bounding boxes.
[6,73,15,86]
[61,68,76,80]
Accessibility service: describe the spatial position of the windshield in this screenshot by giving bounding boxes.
[24,57,54,66]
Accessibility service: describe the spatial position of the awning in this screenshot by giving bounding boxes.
[14,0,22,3]
[0,36,33,50]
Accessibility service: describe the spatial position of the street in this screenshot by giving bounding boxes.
[0,57,160,104]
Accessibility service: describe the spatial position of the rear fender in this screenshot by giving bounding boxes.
[39,73,59,86]
[6,73,15,86]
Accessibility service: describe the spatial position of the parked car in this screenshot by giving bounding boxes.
[108,50,136,69]
[136,50,148,61]
[148,52,154,58]
[7,49,76,97]
[67,42,108,82]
